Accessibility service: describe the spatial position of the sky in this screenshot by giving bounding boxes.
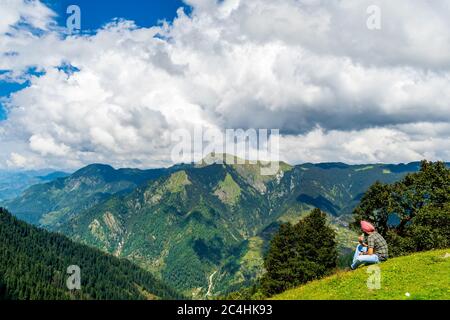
[0,0,449,170]
[0,0,187,120]
[42,0,189,31]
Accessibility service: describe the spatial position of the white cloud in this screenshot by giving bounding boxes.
[6,152,27,168]
[0,0,449,169]
[0,0,56,34]
[279,125,450,164]
[29,134,71,156]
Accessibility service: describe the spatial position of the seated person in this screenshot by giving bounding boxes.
[351,221,389,270]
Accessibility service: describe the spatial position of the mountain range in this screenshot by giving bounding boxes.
[0,170,69,202]
[1,156,436,298]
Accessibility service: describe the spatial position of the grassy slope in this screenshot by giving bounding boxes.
[272,249,450,300]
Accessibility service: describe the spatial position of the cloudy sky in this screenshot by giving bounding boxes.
[0,0,449,170]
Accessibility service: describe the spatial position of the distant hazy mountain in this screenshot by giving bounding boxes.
[0,169,69,201]
[3,164,173,227]
[0,208,182,300]
[4,157,434,297]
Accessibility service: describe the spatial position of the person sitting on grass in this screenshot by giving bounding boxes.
[351,221,389,270]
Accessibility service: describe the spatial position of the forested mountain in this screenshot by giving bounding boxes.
[4,157,439,297]
[2,164,173,227]
[0,208,182,300]
[0,170,69,201]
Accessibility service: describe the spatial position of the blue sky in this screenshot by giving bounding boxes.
[43,0,189,30]
[0,81,27,120]
[0,0,188,121]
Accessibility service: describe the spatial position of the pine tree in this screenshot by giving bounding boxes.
[261,208,337,296]
[0,207,183,300]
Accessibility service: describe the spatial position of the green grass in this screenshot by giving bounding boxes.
[272,249,450,300]
[241,237,264,272]
[165,171,191,193]
[214,173,242,206]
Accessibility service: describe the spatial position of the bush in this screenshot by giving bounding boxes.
[386,204,450,255]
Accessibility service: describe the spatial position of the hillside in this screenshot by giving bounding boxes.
[0,208,182,300]
[3,164,171,227]
[3,158,432,297]
[59,164,272,298]
[272,249,450,300]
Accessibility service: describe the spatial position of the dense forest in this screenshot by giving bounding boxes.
[0,208,183,300]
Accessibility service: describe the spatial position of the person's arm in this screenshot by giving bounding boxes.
[358,235,368,247]
[364,235,375,255]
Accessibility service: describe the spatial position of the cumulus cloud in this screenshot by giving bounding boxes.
[6,152,28,168]
[279,125,450,165]
[0,0,449,169]
[0,0,55,34]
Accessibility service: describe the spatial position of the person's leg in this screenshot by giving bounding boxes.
[352,245,367,267]
[352,254,379,269]
[352,245,361,264]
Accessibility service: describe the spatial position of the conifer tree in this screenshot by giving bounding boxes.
[261,208,337,296]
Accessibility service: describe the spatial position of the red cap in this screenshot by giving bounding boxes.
[361,221,375,233]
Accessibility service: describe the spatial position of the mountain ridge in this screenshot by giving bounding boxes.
[0,169,70,201]
[2,164,175,227]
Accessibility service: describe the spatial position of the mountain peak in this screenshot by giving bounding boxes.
[71,163,115,178]
[198,153,246,166]
[198,153,292,170]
